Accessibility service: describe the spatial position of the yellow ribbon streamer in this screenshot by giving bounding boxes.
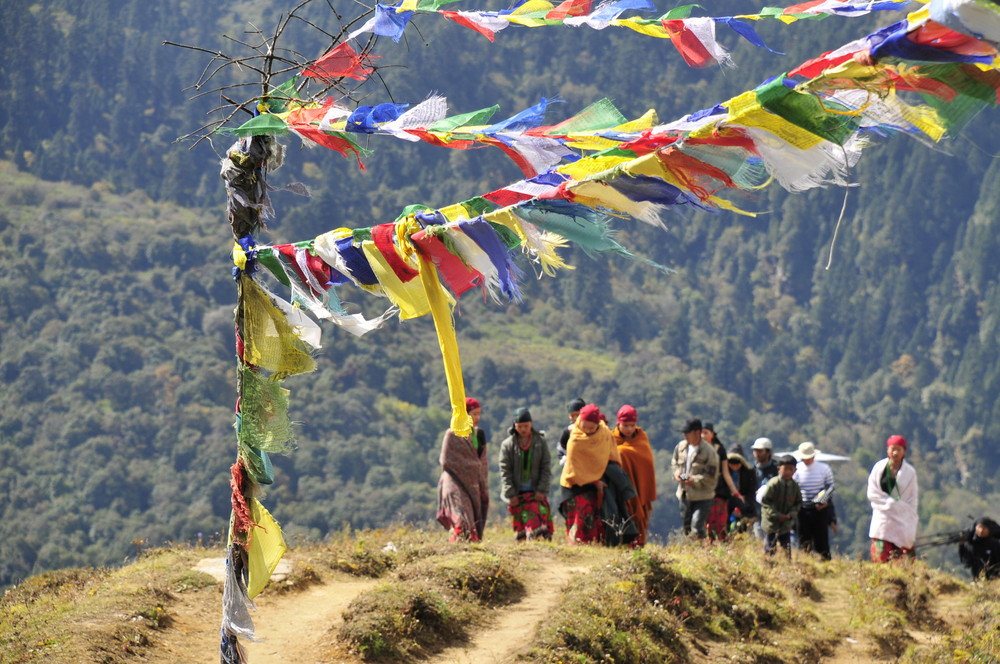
[417,253,472,436]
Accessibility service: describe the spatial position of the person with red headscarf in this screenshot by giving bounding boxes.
[612,405,657,546]
[867,434,919,562]
[436,397,490,542]
[559,404,622,544]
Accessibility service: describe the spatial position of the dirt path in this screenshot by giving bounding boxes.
[424,557,589,664]
[811,571,875,664]
[151,559,377,664]
[152,550,588,664]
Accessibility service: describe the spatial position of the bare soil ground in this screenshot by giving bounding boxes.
[146,550,969,664]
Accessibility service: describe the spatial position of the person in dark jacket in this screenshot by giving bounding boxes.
[498,407,553,542]
[600,462,639,546]
[760,455,802,559]
[726,449,758,534]
[959,517,1000,580]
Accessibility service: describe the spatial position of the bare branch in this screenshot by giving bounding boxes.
[171,0,392,144]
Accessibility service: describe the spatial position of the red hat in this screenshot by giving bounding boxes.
[579,404,602,424]
[616,405,638,423]
[886,435,907,449]
[465,397,481,413]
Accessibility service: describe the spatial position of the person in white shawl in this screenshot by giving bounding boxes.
[867,435,919,562]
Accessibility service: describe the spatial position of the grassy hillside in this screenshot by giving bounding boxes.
[2,527,998,664]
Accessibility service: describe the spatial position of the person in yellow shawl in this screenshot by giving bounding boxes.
[559,404,622,544]
[612,404,658,547]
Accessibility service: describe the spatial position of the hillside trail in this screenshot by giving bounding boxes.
[801,560,969,664]
[151,554,379,664]
[152,550,973,664]
[151,549,588,664]
[423,555,590,664]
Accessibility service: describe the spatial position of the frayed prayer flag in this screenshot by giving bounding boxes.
[349,3,415,42]
[441,10,509,40]
[302,42,377,82]
[411,227,485,296]
[662,17,733,68]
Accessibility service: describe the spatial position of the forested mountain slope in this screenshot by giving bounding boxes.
[1,0,998,587]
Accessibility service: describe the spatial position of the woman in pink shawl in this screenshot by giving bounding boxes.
[436,398,490,541]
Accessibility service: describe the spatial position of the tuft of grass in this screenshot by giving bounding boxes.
[396,550,522,605]
[527,537,845,664]
[318,525,450,578]
[339,582,468,661]
[901,579,1000,664]
[169,570,217,593]
[338,545,523,661]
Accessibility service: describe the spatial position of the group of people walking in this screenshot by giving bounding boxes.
[434,398,994,576]
[437,397,657,546]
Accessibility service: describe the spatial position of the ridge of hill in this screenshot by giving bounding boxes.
[2,527,997,664]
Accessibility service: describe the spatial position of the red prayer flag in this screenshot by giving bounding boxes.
[441,10,497,41]
[546,0,593,20]
[302,43,377,82]
[663,20,715,69]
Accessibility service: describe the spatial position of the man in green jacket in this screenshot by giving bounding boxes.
[760,455,802,559]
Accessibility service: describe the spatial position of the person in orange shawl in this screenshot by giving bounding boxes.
[612,405,657,547]
[559,404,622,544]
[435,398,489,542]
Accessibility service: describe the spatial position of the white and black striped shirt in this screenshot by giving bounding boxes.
[793,460,834,506]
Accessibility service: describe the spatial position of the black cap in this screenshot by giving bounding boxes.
[567,397,586,413]
[514,407,532,423]
[777,454,797,467]
[703,421,715,433]
[681,418,703,433]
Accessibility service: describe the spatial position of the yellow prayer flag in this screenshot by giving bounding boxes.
[557,154,633,179]
[614,18,671,38]
[724,90,825,150]
[246,499,286,600]
[361,241,433,320]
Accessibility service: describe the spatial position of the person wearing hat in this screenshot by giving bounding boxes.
[867,435,919,562]
[793,441,836,560]
[612,405,657,546]
[498,407,554,542]
[560,404,622,544]
[750,437,778,540]
[670,418,719,538]
[751,437,778,486]
[760,455,802,558]
[436,397,490,542]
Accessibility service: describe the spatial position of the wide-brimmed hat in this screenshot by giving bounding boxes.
[797,441,817,459]
[751,437,772,450]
